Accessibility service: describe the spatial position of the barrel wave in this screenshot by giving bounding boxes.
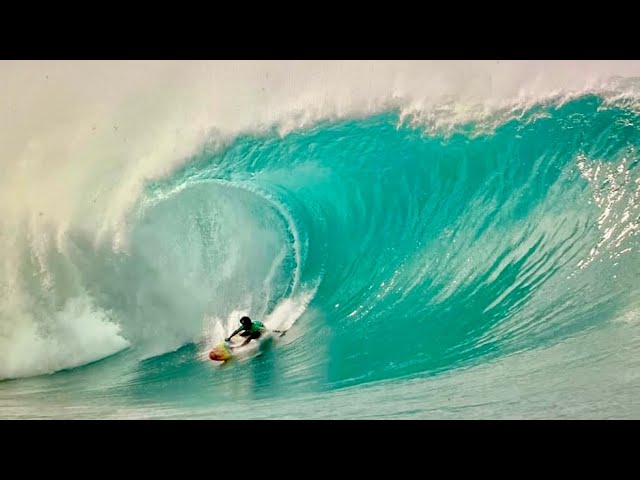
[1,61,640,419]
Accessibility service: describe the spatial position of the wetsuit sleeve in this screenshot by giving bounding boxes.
[228,326,244,339]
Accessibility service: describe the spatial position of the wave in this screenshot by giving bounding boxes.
[1,61,640,385]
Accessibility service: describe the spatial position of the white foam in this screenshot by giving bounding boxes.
[262,288,317,332]
[0,295,129,380]
[3,61,640,242]
[3,60,640,378]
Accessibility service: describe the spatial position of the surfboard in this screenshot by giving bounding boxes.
[208,332,278,363]
[208,341,233,362]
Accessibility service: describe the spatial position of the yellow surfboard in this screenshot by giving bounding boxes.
[208,341,233,362]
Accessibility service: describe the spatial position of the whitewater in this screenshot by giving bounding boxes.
[1,60,639,419]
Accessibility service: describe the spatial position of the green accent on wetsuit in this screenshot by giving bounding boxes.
[231,320,265,337]
[249,321,265,334]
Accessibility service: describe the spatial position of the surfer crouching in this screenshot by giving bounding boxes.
[225,316,286,348]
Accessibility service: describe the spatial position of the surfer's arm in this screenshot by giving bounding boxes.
[225,326,244,341]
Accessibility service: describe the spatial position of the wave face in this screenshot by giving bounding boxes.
[1,61,640,419]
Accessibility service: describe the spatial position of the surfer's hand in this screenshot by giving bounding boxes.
[224,337,230,342]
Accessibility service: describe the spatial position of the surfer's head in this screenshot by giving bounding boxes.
[240,316,252,327]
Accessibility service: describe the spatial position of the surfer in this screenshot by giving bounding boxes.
[225,316,286,347]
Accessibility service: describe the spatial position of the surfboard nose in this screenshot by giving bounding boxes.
[209,342,232,361]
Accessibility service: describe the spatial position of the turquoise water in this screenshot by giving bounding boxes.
[1,94,640,419]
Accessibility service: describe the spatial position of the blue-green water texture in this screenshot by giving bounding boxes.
[2,95,640,419]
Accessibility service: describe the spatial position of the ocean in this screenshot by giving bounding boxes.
[1,60,639,419]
